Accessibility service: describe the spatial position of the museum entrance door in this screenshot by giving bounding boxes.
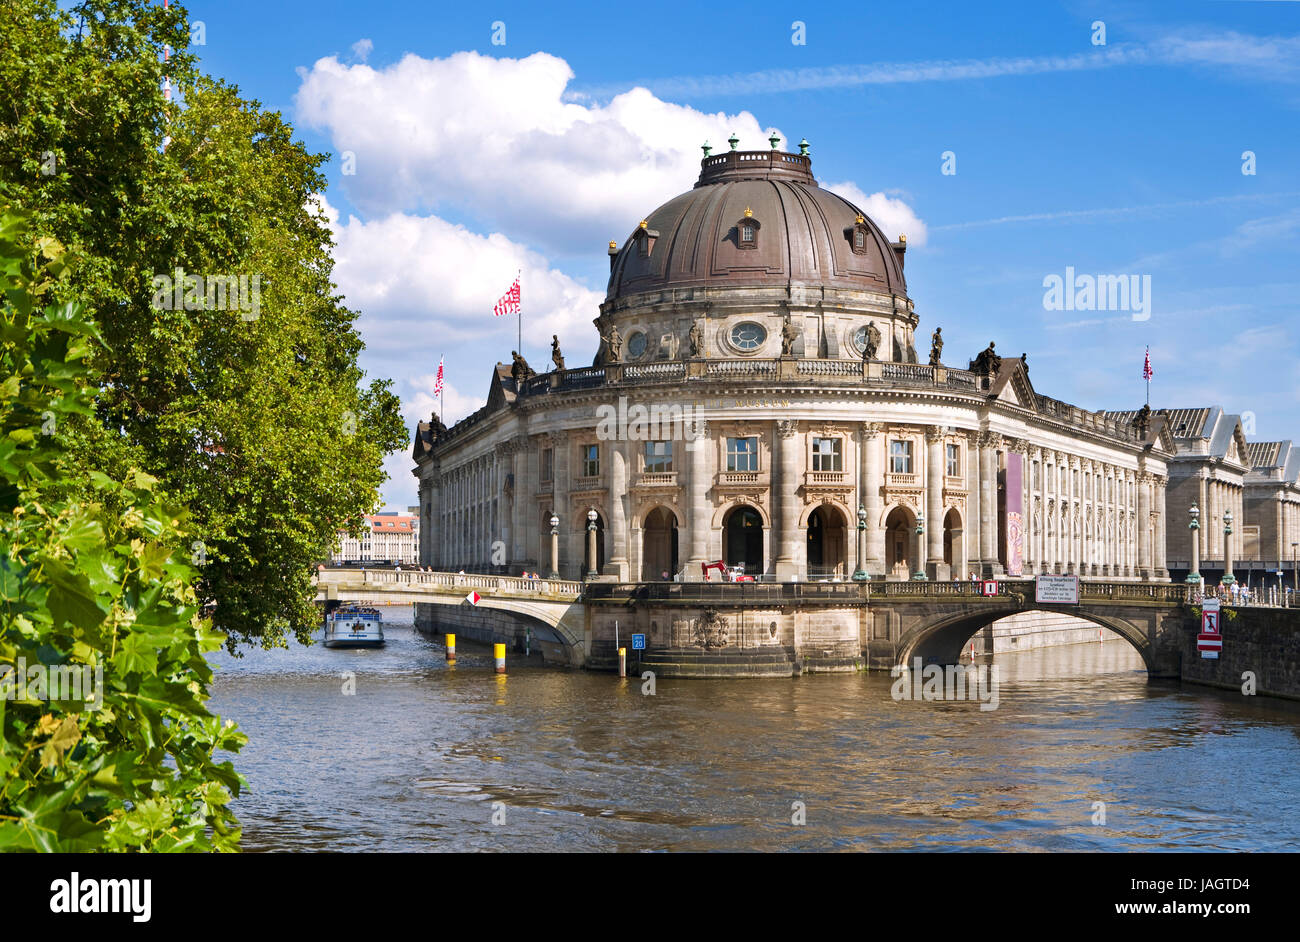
[723,505,763,576]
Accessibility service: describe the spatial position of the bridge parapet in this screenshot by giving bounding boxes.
[316,568,583,600]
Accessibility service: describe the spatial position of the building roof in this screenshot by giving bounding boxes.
[605,149,907,303]
[1244,440,1287,469]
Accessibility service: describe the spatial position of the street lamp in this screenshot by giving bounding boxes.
[1291,541,1297,607]
[548,513,560,580]
[852,504,869,582]
[586,508,598,580]
[1186,502,1202,586]
[1221,509,1235,587]
[913,511,928,581]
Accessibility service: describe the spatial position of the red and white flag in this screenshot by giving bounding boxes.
[1143,346,1153,382]
[433,357,444,396]
[493,276,521,318]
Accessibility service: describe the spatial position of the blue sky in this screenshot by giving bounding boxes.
[188,0,1300,509]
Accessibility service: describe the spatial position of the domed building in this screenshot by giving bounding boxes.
[412,141,1176,671]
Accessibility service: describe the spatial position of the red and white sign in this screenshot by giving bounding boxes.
[1197,633,1222,658]
[1201,610,1220,634]
[981,580,998,597]
[465,590,481,606]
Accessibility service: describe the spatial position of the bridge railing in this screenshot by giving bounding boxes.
[583,581,868,603]
[316,569,583,598]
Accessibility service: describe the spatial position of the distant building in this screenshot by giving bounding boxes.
[331,512,420,565]
[1244,441,1300,566]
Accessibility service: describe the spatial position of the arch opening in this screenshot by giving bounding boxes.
[807,505,848,579]
[885,505,916,580]
[642,506,679,581]
[723,505,763,575]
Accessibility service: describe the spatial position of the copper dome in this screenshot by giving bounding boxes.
[605,150,908,303]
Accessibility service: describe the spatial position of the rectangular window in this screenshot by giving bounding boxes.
[854,229,864,248]
[541,447,553,482]
[727,436,759,472]
[946,443,960,478]
[812,437,842,472]
[1031,460,1039,490]
[644,440,673,473]
[889,440,913,474]
[741,225,754,243]
[582,444,599,478]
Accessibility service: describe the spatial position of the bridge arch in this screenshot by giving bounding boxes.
[895,604,1157,673]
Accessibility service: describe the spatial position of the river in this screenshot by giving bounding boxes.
[207,605,1300,852]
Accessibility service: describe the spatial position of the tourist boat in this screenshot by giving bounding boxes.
[324,603,385,648]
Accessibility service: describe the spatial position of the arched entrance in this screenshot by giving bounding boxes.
[943,508,962,573]
[642,507,679,580]
[885,506,915,580]
[723,505,763,575]
[807,505,848,578]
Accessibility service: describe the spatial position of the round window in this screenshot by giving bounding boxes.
[627,331,647,359]
[852,325,868,354]
[730,322,767,352]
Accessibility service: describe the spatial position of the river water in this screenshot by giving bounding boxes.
[207,605,1300,852]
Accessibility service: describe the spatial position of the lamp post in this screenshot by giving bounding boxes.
[1291,542,1297,607]
[1186,502,1202,586]
[586,508,598,580]
[548,513,559,580]
[913,511,927,581]
[1221,509,1234,587]
[852,505,869,582]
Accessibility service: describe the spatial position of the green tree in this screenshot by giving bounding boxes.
[0,0,406,648]
[0,209,246,851]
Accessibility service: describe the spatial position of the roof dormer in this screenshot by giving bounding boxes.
[736,207,761,250]
[631,219,659,258]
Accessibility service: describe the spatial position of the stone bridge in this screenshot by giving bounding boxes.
[315,571,1266,684]
[315,569,586,665]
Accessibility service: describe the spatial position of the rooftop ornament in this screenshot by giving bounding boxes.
[798,138,810,156]
[855,213,865,225]
[743,207,753,218]
[701,141,712,158]
[768,131,781,150]
[899,233,907,244]
[728,132,739,151]
[639,219,648,229]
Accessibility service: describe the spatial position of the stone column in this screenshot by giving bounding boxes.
[925,427,946,580]
[549,432,567,574]
[510,439,526,564]
[979,432,1002,576]
[1154,476,1168,578]
[1137,470,1153,579]
[606,441,629,580]
[861,423,885,575]
[966,431,982,577]
[775,419,801,581]
[684,420,711,580]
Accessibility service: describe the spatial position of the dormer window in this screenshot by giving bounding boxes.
[847,213,870,255]
[736,208,760,249]
[632,220,659,258]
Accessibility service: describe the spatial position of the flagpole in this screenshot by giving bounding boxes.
[517,268,522,356]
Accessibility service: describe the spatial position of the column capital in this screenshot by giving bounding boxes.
[860,421,883,439]
[925,426,947,443]
[777,419,800,439]
[978,431,1002,450]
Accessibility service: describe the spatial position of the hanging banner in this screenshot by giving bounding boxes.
[1005,451,1024,576]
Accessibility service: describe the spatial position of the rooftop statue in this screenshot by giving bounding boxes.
[510,350,536,386]
[972,341,1001,375]
[551,334,565,372]
[928,327,943,367]
[601,323,623,364]
[781,314,798,356]
[688,321,704,358]
[862,321,881,361]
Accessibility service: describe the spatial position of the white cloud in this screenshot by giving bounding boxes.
[825,181,928,247]
[350,38,373,63]
[295,51,920,254]
[319,195,603,359]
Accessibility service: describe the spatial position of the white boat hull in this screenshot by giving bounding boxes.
[324,612,385,648]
